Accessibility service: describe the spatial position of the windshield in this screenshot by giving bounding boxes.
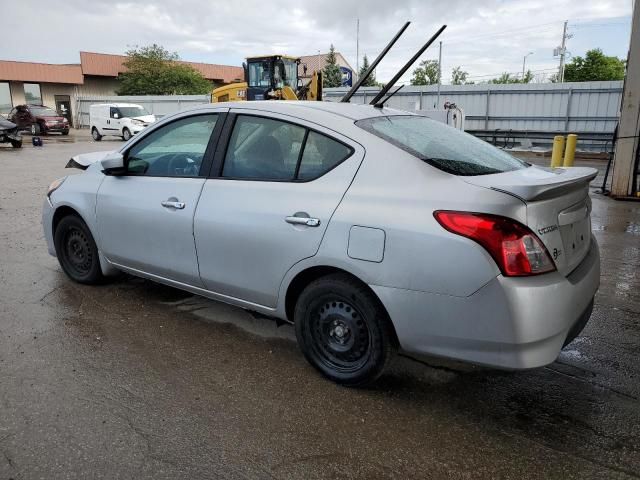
[356,115,528,176]
[31,107,59,117]
[118,106,150,118]
[248,61,270,87]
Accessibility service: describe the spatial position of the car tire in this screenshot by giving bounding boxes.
[91,127,102,141]
[62,129,69,136]
[10,139,22,148]
[54,215,105,285]
[31,123,41,135]
[122,128,131,141]
[294,273,397,387]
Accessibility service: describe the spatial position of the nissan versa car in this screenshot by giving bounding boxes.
[43,101,600,386]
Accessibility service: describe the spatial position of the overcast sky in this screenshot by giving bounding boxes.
[6,0,634,83]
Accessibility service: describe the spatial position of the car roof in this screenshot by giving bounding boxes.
[198,100,414,121]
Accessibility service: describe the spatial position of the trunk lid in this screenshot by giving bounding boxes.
[463,165,597,276]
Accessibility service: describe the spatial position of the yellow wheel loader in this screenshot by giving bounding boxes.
[211,55,322,102]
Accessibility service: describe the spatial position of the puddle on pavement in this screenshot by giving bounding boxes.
[167,295,296,342]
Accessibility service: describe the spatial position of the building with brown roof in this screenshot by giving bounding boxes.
[298,52,354,81]
[0,52,244,126]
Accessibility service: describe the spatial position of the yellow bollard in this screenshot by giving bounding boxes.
[550,135,565,168]
[563,134,578,167]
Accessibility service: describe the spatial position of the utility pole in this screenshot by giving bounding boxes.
[558,20,568,82]
[611,1,640,197]
[356,18,360,82]
[435,40,442,108]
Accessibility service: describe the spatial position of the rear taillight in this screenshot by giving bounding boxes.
[434,211,556,277]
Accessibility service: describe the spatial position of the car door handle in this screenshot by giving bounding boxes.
[161,200,186,209]
[285,215,321,227]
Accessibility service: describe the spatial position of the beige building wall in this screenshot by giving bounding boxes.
[9,81,26,106]
[77,76,121,97]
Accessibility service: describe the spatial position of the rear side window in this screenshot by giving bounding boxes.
[356,115,528,176]
[222,115,353,181]
[223,116,305,180]
[298,131,352,181]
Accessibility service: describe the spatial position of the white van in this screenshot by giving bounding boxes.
[89,103,156,141]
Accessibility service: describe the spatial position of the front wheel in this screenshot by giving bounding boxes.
[294,274,397,386]
[54,215,104,284]
[31,123,41,135]
[91,127,102,141]
[10,139,22,148]
[122,128,132,141]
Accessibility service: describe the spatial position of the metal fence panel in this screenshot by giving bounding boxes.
[75,95,210,128]
[324,81,623,150]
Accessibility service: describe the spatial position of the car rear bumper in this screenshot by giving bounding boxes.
[371,235,600,369]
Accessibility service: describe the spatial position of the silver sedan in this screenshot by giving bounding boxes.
[43,101,600,386]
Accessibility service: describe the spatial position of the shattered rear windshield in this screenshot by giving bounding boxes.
[356,115,528,176]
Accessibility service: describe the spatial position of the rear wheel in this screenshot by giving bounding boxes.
[294,274,396,386]
[54,215,104,284]
[62,129,69,136]
[91,127,102,141]
[122,128,131,141]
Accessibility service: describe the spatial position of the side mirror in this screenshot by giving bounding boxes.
[101,152,125,175]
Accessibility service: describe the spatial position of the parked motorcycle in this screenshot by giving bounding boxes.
[0,118,22,148]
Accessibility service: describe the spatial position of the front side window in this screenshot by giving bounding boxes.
[126,114,218,177]
[110,107,120,119]
[0,83,11,114]
[356,115,528,176]
[24,83,42,104]
[223,116,305,180]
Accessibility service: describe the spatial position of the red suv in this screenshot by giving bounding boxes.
[8,104,70,135]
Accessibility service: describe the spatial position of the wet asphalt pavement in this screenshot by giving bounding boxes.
[0,133,639,479]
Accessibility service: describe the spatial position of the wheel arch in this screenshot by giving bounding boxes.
[284,265,399,346]
[51,203,118,277]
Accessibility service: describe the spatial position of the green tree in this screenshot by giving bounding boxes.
[563,49,625,82]
[117,44,212,95]
[358,54,377,87]
[410,59,439,86]
[489,70,533,84]
[451,66,469,85]
[323,45,343,88]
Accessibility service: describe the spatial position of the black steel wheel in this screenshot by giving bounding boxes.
[295,273,396,386]
[54,215,104,284]
[10,139,22,148]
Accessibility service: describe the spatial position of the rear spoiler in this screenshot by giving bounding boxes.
[463,167,598,202]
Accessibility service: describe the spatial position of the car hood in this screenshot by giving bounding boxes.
[0,118,17,130]
[66,150,116,170]
[462,165,597,202]
[131,115,156,123]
